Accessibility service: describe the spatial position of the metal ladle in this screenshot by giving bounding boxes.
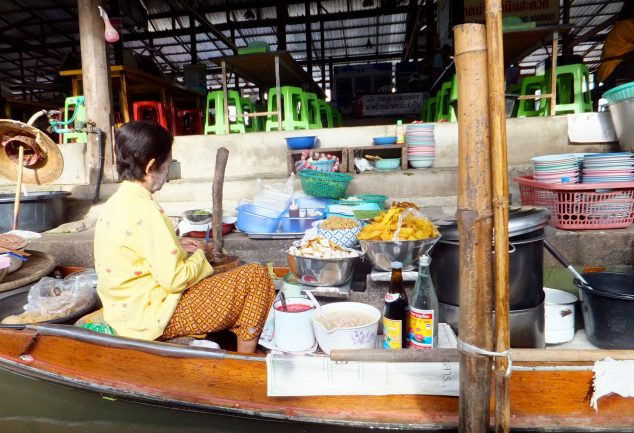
[543,239,592,288]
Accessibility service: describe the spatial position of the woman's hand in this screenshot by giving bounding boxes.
[179,237,207,253]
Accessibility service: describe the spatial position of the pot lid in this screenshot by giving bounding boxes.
[435,206,550,241]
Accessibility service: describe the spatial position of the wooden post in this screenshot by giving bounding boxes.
[549,32,559,116]
[454,23,494,433]
[212,147,229,255]
[275,55,282,131]
[77,0,115,183]
[221,61,229,134]
[484,1,511,432]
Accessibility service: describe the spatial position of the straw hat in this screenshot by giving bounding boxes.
[0,119,64,185]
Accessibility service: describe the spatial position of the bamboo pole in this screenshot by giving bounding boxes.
[12,146,24,231]
[483,1,511,432]
[454,24,494,433]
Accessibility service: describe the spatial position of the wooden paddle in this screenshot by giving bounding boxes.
[209,147,240,274]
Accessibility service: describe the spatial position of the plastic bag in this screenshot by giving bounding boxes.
[25,270,98,317]
[391,207,440,242]
[253,173,295,212]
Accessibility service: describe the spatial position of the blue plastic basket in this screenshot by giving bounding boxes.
[603,82,634,105]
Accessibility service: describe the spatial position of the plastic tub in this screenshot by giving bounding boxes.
[0,191,70,232]
[576,272,634,349]
[375,158,401,171]
[280,210,324,233]
[235,204,281,234]
[285,136,317,150]
[544,288,577,344]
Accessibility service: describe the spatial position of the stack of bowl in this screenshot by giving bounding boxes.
[406,122,435,169]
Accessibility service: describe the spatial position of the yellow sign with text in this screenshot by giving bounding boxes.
[464,0,559,25]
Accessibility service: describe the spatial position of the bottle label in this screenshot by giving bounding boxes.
[408,306,434,349]
[385,293,401,303]
[383,317,403,349]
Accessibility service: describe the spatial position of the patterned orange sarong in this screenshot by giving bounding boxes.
[160,263,275,341]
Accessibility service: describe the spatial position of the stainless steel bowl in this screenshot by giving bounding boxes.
[359,237,440,271]
[287,254,358,287]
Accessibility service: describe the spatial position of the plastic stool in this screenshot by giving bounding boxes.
[332,109,343,127]
[175,109,202,135]
[435,80,453,122]
[551,64,593,115]
[516,75,549,118]
[204,90,245,135]
[310,99,333,129]
[448,75,458,122]
[303,93,320,129]
[421,97,436,122]
[265,86,310,131]
[240,98,260,132]
[62,96,88,144]
[132,101,172,131]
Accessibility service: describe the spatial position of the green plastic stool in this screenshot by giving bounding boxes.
[448,75,458,122]
[421,97,436,122]
[265,86,310,131]
[516,75,549,118]
[312,99,333,129]
[203,90,245,135]
[62,96,88,143]
[332,108,343,127]
[506,83,522,118]
[303,93,320,129]
[551,64,593,115]
[435,80,453,122]
[240,97,260,132]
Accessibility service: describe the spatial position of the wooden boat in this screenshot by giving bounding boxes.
[1,321,634,432]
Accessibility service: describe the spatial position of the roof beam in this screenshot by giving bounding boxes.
[173,0,238,53]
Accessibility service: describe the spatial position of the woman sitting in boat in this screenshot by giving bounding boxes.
[93,121,275,353]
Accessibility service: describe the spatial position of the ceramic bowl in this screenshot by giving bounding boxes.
[375,158,401,171]
[316,222,362,248]
[409,159,434,169]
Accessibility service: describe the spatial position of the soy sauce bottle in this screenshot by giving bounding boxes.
[383,261,409,349]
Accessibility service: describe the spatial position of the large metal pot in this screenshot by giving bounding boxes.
[431,207,550,310]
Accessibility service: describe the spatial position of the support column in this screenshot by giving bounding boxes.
[77,0,115,184]
[276,1,287,51]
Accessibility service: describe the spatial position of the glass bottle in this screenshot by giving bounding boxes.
[408,254,438,349]
[383,261,409,349]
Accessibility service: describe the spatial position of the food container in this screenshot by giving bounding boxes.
[431,207,550,309]
[316,222,362,248]
[287,253,358,287]
[280,210,323,233]
[360,237,440,272]
[273,297,315,352]
[373,136,397,145]
[576,272,634,349]
[375,158,401,171]
[439,296,545,348]
[544,288,577,344]
[0,191,70,233]
[235,204,281,234]
[285,136,317,150]
[311,301,381,355]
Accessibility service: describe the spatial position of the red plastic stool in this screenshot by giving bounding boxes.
[132,101,171,131]
[175,109,202,135]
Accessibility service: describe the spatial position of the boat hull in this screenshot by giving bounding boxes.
[0,325,633,432]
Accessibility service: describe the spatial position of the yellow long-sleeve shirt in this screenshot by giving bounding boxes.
[94,181,212,340]
[598,19,634,82]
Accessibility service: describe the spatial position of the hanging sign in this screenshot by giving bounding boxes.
[358,93,425,117]
[464,0,559,25]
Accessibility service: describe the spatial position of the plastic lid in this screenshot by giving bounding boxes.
[391,261,403,269]
[419,255,431,266]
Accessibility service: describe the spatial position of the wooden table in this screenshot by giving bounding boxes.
[59,65,205,123]
[210,51,325,133]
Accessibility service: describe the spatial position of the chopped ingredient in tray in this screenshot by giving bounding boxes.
[357,205,439,241]
[288,236,359,258]
[320,216,360,230]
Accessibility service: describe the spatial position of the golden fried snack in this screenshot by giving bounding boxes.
[357,205,439,241]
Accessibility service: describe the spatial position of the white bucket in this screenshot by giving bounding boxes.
[273,298,315,352]
[544,287,578,344]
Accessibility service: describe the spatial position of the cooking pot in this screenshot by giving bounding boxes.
[439,297,545,348]
[575,272,634,349]
[431,207,550,310]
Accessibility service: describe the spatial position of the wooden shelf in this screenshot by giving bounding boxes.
[348,144,408,172]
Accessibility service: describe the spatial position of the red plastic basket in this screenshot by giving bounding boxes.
[514,176,634,230]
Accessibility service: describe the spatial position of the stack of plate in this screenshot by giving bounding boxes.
[531,154,580,184]
[406,122,435,169]
[581,152,634,183]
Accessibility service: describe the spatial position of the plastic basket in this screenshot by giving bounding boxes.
[603,82,634,105]
[514,176,634,230]
[298,170,353,199]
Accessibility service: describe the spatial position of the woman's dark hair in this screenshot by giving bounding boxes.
[115,121,173,181]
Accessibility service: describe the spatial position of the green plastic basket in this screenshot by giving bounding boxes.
[603,82,634,104]
[337,194,389,209]
[298,169,353,199]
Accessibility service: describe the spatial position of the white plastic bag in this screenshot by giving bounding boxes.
[253,173,295,212]
[25,270,98,316]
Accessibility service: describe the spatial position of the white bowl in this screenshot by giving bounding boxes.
[409,159,434,169]
[311,302,381,355]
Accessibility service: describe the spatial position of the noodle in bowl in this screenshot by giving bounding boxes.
[311,302,381,354]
